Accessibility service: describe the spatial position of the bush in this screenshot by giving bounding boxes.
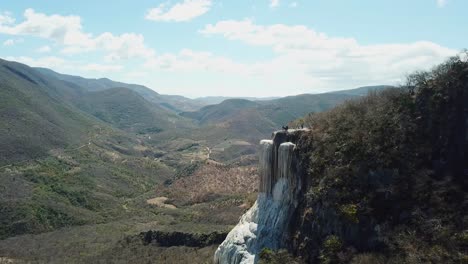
[319,235,343,264]
[259,248,302,264]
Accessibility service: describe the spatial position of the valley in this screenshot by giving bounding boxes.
[1,53,465,264]
[0,58,383,263]
[0,2,465,263]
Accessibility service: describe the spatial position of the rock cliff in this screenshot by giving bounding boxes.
[214,129,308,264]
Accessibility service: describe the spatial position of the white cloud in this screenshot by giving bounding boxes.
[0,11,15,25]
[289,2,298,8]
[270,0,280,8]
[201,19,359,53]
[144,48,250,75]
[145,0,212,22]
[2,38,23,46]
[0,9,155,60]
[36,45,51,53]
[199,20,456,93]
[437,0,448,7]
[3,39,14,46]
[123,20,457,96]
[0,9,91,46]
[0,9,458,97]
[94,33,155,61]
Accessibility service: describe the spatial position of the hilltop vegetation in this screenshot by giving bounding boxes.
[74,87,189,134]
[281,53,468,263]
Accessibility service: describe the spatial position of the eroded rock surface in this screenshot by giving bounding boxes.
[214,129,307,264]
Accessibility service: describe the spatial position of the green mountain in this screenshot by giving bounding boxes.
[193,96,280,105]
[74,87,190,134]
[181,99,259,125]
[181,86,388,128]
[0,59,97,164]
[35,67,205,112]
[0,59,191,164]
[0,59,179,240]
[256,92,362,126]
[167,87,388,164]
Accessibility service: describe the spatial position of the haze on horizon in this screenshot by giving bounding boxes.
[0,0,466,98]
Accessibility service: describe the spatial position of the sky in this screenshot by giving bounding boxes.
[0,0,466,98]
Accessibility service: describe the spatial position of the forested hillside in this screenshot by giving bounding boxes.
[272,53,468,263]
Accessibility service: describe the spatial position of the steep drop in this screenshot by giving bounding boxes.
[214,129,307,264]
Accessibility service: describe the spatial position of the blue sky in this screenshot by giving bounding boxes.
[0,0,465,97]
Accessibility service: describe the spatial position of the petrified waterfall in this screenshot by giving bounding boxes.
[214,130,306,264]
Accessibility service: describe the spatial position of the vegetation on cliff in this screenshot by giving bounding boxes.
[282,52,468,263]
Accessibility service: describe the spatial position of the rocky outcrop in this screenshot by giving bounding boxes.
[214,129,308,264]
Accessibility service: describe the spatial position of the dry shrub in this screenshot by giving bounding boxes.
[161,163,258,205]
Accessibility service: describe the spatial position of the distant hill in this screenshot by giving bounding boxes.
[193,96,280,105]
[35,67,158,95]
[1,58,392,166]
[256,93,359,126]
[74,87,189,134]
[168,86,390,163]
[181,86,389,128]
[158,94,207,113]
[329,85,394,96]
[0,59,195,164]
[181,99,259,125]
[35,67,205,112]
[0,59,99,164]
[0,59,176,239]
[191,86,390,108]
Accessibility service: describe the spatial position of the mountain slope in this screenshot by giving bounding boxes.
[35,67,205,112]
[180,86,388,128]
[0,59,177,240]
[256,92,358,127]
[181,99,259,125]
[74,87,189,134]
[35,67,160,95]
[167,88,382,163]
[193,96,279,106]
[0,59,98,164]
[0,59,190,163]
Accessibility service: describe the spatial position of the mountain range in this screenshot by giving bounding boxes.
[0,57,392,262]
[0,57,390,165]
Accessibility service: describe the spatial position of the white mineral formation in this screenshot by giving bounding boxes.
[214,130,303,264]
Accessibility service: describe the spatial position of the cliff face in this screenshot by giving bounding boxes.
[215,54,467,264]
[285,55,468,263]
[214,130,307,264]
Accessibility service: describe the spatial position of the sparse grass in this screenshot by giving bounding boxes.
[0,218,221,264]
